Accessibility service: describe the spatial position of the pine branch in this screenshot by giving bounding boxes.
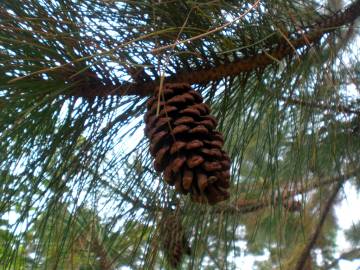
[109,169,358,215]
[321,248,360,270]
[264,90,360,115]
[281,97,360,115]
[111,169,358,216]
[72,0,360,98]
[294,181,343,270]
[220,168,359,214]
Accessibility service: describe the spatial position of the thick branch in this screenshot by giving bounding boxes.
[73,0,360,98]
[294,181,343,270]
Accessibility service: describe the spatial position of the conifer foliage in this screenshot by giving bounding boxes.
[144,83,231,204]
[0,0,360,269]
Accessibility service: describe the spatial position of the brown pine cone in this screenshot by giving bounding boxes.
[160,214,191,268]
[144,83,231,204]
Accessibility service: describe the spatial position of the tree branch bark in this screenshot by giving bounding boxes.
[294,180,343,270]
[72,0,360,98]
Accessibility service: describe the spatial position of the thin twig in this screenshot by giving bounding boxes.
[264,88,360,115]
[151,0,261,54]
[321,248,360,270]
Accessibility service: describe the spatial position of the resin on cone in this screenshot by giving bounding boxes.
[144,83,230,204]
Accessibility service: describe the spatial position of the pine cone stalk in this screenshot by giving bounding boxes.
[144,83,231,204]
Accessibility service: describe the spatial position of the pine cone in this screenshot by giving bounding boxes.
[144,83,230,204]
[160,214,191,268]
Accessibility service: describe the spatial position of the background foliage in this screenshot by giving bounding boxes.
[0,0,360,269]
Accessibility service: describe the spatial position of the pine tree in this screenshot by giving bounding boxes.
[0,0,360,269]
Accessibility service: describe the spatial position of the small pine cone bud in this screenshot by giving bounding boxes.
[160,214,191,268]
[144,83,231,204]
